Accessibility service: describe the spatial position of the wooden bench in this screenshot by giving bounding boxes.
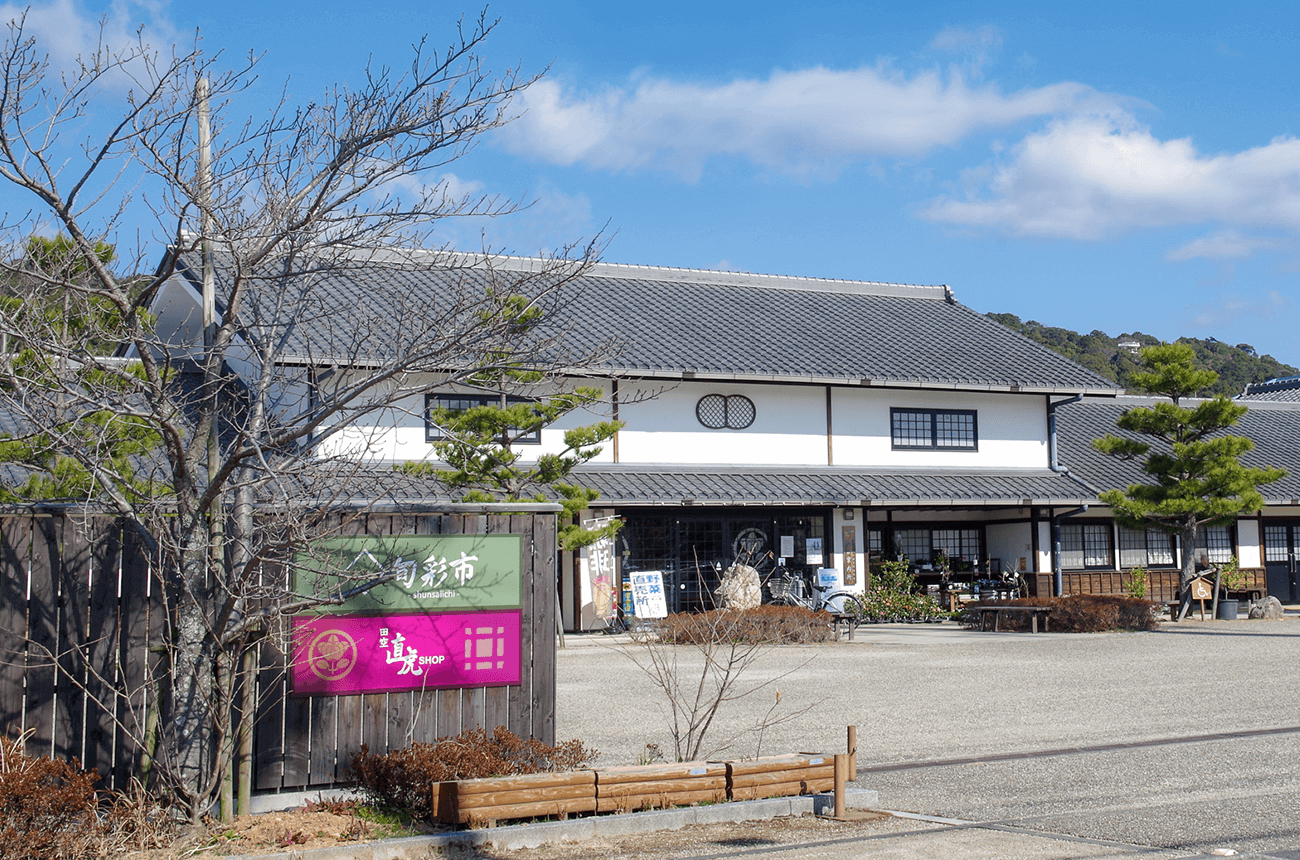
[973,605,1052,633]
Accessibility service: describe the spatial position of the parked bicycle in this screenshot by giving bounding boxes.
[764,568,859,616]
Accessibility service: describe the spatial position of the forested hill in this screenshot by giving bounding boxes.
[987,313,1298,397]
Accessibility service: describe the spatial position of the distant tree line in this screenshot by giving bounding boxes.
[987,313,1298,397]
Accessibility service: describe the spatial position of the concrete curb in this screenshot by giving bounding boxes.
[224,788,879,859]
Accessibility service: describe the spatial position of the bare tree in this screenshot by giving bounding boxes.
[0,11,607,820]
[621,612,821,762]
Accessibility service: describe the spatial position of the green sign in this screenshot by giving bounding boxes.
[293,534,523,613]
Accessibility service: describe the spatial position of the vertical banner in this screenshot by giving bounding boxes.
[841,525,857,586]
[292,610,522,696]
[584,517,617,621]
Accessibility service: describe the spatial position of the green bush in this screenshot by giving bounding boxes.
[846,560,947,623]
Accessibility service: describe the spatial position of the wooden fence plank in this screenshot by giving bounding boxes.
[0,518,30,741]
[116,526,151,790]
[51,517,86,766]
[388,692,413,751]
[253,638,286,791]
[281,690,310,788]
[26,518,59,758]
[532,514,556,745]
[334,694,362,782]
[437,688,460,743]
[308,695,337,785]
[83,519,123,782]
[508,515,532,740]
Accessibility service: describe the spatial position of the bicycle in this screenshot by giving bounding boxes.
[765,569,860,616]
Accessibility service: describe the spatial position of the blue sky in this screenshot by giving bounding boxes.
[5,1,1300,369]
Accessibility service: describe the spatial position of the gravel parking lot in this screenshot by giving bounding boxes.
[557,619,1300,856]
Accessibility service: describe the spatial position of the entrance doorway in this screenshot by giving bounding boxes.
[1264,523,1300,603]
[619,510,830,614]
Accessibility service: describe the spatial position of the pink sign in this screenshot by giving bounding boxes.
[291,611,521,696]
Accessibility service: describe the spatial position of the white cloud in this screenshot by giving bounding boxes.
[929,25,1003,77]
[0,1,180,81]
[501,67,1099,181]
[923,111,1300,241]
[1165,231,1287,262]
[1188,290,1291,328]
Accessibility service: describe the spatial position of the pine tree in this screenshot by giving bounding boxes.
[1093,344,1285,610]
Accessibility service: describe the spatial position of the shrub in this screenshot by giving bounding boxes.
[846,559,948,623]
[0,734,101,860]
[961,595,1159,633]
[1125,567,1148,600]
[349,726,597,821]
[849,589,947,623]
[652,605,835,645]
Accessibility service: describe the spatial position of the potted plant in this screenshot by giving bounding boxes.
[1216,556,1246,620]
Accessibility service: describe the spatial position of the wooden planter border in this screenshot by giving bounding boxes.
[432,752,836,826]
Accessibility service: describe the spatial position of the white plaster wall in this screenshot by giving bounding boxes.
[313,376,615,464]
[986,522,1035,577]
[832,388,1048,469]
[1237,517,1263,568]
[616,381,828,465]
[1036,520,1053,573]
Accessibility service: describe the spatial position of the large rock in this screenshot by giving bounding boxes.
[1249,596,1284,620]
[716,563,762,610]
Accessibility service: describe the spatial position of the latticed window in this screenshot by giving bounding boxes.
[1265,526,1290,562]
[696,394,756,429]
[894,529,931,564]
[1119,528,1175,568]
[425,393,540,443]
[1061,524,1112,569]
[1196,525,1234,564]
[932,528,981,563]
[890,409,977,450]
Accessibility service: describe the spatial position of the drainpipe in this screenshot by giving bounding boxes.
[1047,394,1083,472]
[1051,505,1089,597]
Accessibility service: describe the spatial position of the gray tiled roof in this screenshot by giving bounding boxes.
[343,463,1095,507]
[1055,396,1300,503]
[562,465,1097,507]
[169,251,1119,396]
[1240,375,1300,402]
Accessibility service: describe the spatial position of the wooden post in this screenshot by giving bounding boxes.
[847,725,857,780]
[833,754,847,819]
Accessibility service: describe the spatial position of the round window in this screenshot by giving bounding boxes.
[696,394,755,430]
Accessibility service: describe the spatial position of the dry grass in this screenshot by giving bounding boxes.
[962,595,1160,632]
[0,733,175,860]
[651,606,835,645]
[349,726,598,822]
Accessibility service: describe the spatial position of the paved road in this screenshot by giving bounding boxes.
[556,619,1300,857]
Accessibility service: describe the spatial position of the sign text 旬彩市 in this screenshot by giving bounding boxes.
[293,534,523,613]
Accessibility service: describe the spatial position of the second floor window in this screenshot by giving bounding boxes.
[425,394,541,444]
[891,408,977,450]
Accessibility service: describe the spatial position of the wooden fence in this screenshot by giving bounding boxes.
[1032,567,1267,603]
[0,510,557,795]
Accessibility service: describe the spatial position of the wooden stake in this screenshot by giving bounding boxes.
[847,725,857,780]
[833,754,847,819]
